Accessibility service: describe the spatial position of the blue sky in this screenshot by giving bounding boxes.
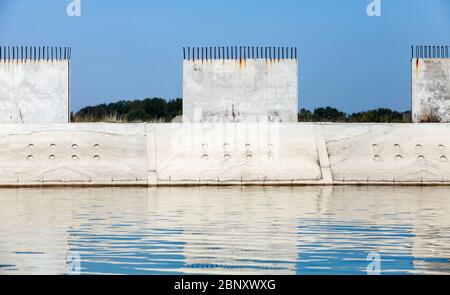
[0,0,449,113]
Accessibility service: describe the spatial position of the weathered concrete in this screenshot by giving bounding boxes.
[323,123,450,184]
[183,59,298,123]
[154,123,322,185]
[412,58,450,123]
[0,60,70,123]
[1,123,450,187]
[0,124,148,186]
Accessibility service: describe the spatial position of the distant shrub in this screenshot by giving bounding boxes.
[348,108,406,123]
[73,98,182,123]
[73,99,409,124]
[420,106,441,123]
[313,107,347,122]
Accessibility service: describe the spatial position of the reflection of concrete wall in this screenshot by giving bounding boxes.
[325,186,450,274]
[150,187,327,275]
[412,59,450,123]
[0,189,73,275]
[0,187,328,275]
[183,59,298,123]
[0,60,69,123]
[2,187,449,275]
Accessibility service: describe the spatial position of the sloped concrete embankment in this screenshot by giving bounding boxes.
[0,123,449,186]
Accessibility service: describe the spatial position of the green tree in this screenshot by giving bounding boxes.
[313,107,347,122]
[73,97,183,123]
[126,109,148,122]
[298,108,313,122]
[348,108,406,123]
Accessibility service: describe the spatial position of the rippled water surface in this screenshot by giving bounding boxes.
[1,186,450,275]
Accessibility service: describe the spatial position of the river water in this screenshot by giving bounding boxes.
[0,186,449,275]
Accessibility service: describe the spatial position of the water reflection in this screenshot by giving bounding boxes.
[0,186,449,275]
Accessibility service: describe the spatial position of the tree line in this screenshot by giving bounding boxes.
[298,107,411,123]
[72,98,411,123]
[71,98,183,123]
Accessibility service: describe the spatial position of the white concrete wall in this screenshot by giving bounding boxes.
[323,123,450,183]
[0,60,69,123]
[412,59,450,123]
[183,59,298,123]
[0,124,148,186]
[1,123,450,186]
[154,123,321,185]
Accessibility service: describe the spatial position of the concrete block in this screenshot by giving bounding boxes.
[154,123,321,185]
[412,58,450,123]
[0,124,148,186]
[323,123,450,183]
[183,59,298,123]
[0,60,70,123]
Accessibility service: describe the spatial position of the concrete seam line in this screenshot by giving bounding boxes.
[314,124,333,184]
[145,124,158,186]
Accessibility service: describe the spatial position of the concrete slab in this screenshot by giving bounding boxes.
[183,59,298,123]
[154,123,322,185]
[0,60,70,123]
[323,124,450,183]
[412,58,450,123]
[0,124,148,186]
[1,123,450,186]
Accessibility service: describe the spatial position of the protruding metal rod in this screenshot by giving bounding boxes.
[412,45,450,58]
[180,46,300,60]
